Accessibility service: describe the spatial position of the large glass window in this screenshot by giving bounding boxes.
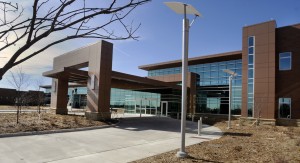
[247,36,255,117]
[279,52,292,70]
[147,58,242,115]
[278,98,291,119]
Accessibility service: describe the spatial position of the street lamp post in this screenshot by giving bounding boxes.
[223,69,237,129]
[164,2,201,158]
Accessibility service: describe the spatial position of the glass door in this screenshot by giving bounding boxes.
[279,98,291,119]
[161,101,168,117]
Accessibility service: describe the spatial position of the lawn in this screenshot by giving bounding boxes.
[133,120,300,163]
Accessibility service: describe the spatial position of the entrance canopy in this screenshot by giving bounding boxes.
[42,40,182,120]
[43,67,181,91]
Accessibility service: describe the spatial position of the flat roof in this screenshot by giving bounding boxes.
[139,50,242,71]
[43,68,181,91]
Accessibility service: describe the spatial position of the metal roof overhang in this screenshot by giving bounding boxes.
[43,68,181,91]
[43,67,88,84]
[139,50,242,71]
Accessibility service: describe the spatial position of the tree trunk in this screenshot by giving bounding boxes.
[16,105,20,124]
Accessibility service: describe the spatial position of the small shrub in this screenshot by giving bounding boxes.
[73,116,80,125]
[296,139,300,146]
[62,117,68,124]
[275,156,289,163]
[233,146,242,152]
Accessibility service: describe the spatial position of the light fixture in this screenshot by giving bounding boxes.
[165,2,202,158]
[223,69,238,129]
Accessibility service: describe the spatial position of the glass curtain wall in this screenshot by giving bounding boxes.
[110,88,161,113]
[148,59,242,115]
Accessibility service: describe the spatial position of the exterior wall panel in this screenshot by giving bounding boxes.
[242,21,276,119]
[276,24,300,119]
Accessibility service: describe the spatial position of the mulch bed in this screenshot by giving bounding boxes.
[133,120,300,163]
[0,112,114,134]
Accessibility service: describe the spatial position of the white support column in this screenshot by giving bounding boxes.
[177,5,189,158]
[228,75,232,129]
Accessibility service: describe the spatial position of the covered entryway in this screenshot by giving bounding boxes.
[43,40,181,120]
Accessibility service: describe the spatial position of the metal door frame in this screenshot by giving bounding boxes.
[161,101,168,117]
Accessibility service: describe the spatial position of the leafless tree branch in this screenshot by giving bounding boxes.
[7,66,30,123]
[0,0,151,80]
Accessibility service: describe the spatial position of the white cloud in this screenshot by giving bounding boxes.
[0,0,148,89]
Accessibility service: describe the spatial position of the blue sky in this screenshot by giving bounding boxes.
[1,0,300,90]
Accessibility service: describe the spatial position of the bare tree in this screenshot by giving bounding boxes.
[34,78,44,122]
[7,66,30,123]
[252,95,267,126]
[0,0,151,80]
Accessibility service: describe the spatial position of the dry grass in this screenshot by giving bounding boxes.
[0,112,113,134]
[0,105,50,110]
[133,120,300,163]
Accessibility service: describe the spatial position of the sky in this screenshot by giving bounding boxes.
[1,0,300,90]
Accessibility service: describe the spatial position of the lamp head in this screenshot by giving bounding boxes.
[164,2,202,17]
[223,69,237,76]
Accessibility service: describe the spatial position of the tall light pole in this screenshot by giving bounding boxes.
[165,2,201,158]
[223,69,237,129]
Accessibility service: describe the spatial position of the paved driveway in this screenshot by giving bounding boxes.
[0,117,222,163]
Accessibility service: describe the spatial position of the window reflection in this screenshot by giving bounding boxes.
[147,59,243,115]
[279,52,292,70]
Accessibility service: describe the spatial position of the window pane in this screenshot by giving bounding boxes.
[280,52,291,58]
[248,69,253,78]
[279,52,291,70]
[248,47,254,54]
[248,36,254,46]
[248,78,254,84]
[280,58,291,70]
[248,84,253,94]
[211,71,218,77]
[248,55,254,65]
[211,65,218,71]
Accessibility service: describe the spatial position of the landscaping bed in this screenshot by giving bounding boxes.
[0,105,49,110]
[0,112,113,134]
[133,120,300,163]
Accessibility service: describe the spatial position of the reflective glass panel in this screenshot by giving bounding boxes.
[248,36,254,46]
[279,52,291,70]
[248,55,253,64]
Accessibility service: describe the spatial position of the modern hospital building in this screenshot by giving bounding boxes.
[42,20,300,125]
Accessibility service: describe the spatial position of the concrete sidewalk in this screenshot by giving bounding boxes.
[0,117,222,163]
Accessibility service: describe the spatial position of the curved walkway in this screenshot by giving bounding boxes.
[0,117,222,163]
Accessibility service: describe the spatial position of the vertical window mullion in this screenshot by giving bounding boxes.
[247,36,255,117]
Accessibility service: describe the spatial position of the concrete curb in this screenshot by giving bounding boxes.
[0,121,120,138]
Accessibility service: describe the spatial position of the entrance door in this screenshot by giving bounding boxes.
[279,98,291,119]
[161,101,168,117]
[142,99,148,114]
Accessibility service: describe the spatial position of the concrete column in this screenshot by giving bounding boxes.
[188,73,197,114]
[55,75,69,115]
[85,41,113,120]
